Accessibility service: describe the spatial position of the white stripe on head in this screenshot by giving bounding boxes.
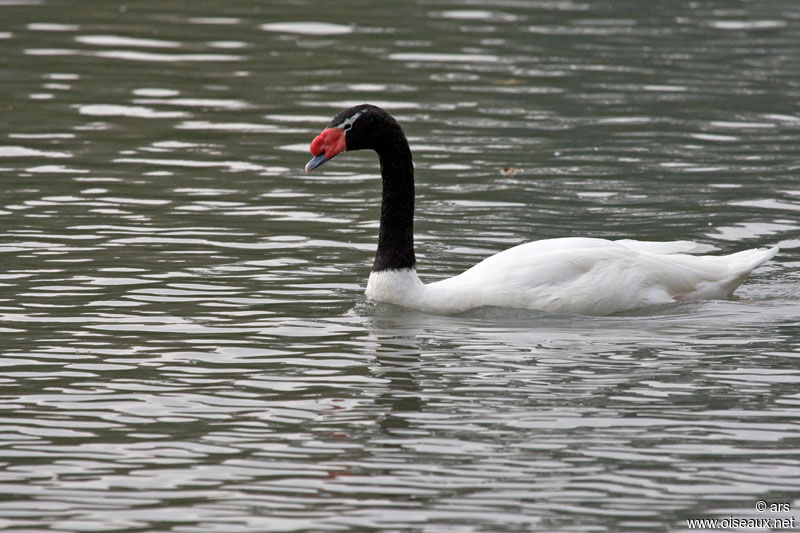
[333,109,366,132]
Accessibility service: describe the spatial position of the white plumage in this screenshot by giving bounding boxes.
[366,238,778,315]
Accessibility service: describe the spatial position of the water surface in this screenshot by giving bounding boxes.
[1,0,799,531]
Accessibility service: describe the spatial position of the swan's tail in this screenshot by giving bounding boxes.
[727,246,779,272]
[666,245,779,300]
[720,246,779,295]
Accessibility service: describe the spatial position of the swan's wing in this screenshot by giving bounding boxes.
[614,239,714,254]
[428,238,778,315]
[429,240,652,313]
[457,237,708,258]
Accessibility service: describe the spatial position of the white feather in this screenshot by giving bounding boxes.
[365,238,779,315]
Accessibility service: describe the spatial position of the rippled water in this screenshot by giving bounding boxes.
[2,0,799,531]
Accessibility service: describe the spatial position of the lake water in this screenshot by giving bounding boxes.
[2,0,799,531]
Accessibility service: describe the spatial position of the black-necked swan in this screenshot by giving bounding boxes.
[304,104,778,315]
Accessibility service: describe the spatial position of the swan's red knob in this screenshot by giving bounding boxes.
[305,127,347,173]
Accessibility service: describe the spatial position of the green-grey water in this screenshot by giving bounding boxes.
[1,1,799,531]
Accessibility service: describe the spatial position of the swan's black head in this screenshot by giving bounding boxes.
[304,104,416,272]
[305,104,403,173]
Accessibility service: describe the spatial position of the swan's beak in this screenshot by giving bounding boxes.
[305,153,328,174]
[305,127,346,173]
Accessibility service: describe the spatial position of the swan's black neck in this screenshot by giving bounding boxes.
[372,125,416,272]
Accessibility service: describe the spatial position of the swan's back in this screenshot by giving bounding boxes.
[425,238,778,315]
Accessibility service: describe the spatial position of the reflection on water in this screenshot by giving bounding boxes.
[1,0,799,530]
